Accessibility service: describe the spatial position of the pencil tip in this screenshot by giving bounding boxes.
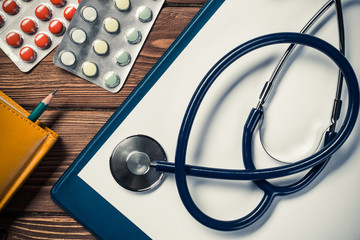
[52,89,58,95]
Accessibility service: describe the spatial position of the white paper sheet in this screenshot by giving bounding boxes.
[79,0,360,239]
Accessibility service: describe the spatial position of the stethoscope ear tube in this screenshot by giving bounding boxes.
[243,108,335,195]
[241,33,359,180]
[174,32,359,231]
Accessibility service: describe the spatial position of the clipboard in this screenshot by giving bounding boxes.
[51,1,225,239]
[51,0,360,239]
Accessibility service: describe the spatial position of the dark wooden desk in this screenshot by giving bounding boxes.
[0,1,204,238]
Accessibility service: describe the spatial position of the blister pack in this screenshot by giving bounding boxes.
[0,0,79,72]
[53,0,164,93]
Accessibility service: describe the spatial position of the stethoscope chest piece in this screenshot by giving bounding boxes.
[110,135,167,192]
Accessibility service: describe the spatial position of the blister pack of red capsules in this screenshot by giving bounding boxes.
[0,0,79,72]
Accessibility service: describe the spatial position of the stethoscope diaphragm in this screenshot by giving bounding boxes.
[109,135,167,192]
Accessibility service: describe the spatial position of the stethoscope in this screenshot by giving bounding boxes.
[109,0,359,231]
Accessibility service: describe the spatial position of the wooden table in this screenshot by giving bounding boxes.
[0,1,204,238]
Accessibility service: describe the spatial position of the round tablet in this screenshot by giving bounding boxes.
[63,6,76,21]
[49,19,64,35]
[50,0,66,7]
[103,17,119,34]
[0,15,4,28]
[114,49,130,66]
[71,28,86,44]
[114,0,130,12]
[34,33,51,49]
[82,61,98,77]
[35,5,52,21]
[93,39,109,55]
[137,6,152,22]
[60,51,76,66]
[81,6,97,22]
[103,72,120,88]
[20,18,37,34]
[6,32,22,47]
[19,46,36,62]
[2,0,19,15]
[126,27,141,44]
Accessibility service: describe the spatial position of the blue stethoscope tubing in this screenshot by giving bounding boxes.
[155,32,359,230]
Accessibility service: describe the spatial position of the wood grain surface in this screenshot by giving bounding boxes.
[0,1,204,239]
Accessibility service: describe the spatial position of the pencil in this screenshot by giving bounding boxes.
[28,89,57,122]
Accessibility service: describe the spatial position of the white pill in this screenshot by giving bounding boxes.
[71,28,87,44]
[114,0,130,12]
[126,27,141,44]
[82,61,98,77]
[60,51,76,66]
[93,39,109,55]
[103,71,120,88]
[103,17,120,34]
[137,6,152,22]
[81,6,97,22]
[114,49,131,66]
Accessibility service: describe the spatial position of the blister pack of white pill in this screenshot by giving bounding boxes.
[53,0,164,93]
[0,0,79,72]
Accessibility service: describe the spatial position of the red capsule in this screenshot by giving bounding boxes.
[50,0,66,7]
[0,15,4,28]
[48,19,64,35]
[20,18,37,34]
[2,0,18,15]
[6,32,22,47]
[34,33,51,49]
[2,0,19,15]
[35,5,52,21]
[63,6,76,21]
[19,46,36,62]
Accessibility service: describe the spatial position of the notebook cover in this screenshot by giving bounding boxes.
[0,90,58,211]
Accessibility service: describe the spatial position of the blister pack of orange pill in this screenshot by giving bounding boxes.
[0,0,79,72]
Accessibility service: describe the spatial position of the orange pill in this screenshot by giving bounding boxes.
[20,18,37,34]
[35,5,52,21]
[63,6,76,21]
[6,31,22,47]
[50,0,66,7]
[2,0,19,15]
[49,19,64,35]
[19,46,36,62]
[34,33,51,49]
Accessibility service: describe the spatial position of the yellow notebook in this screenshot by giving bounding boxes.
[0,90,58,212]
